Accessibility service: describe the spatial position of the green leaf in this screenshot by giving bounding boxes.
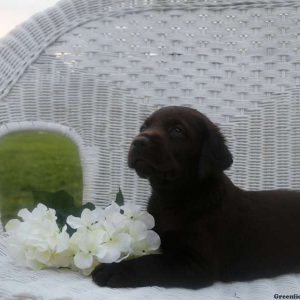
[115,188,124,206]
[32,189,75,210]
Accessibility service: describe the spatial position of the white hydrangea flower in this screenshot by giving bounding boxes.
[103,202,126,227]
[67,207,108,274]
[122,219,161,257]
[69,226,106,270]
[121,203,155,229]
[5,204,72,270]
[66,207,104,230]
[130,230,161,257]
[67,206,131,271]
[127,220,148,241]
[95,221,132,263]
[5,201,161,276]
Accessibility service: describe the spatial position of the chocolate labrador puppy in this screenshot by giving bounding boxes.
[92,106,300,288]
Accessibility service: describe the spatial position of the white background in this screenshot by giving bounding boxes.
[0,0,59,38]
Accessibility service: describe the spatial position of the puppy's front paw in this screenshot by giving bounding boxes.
[92,261,136,288]
[92,255,166,288]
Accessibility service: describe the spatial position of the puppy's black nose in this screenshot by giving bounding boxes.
[132,136,150,149]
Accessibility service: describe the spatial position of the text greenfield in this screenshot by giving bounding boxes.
[274,294,300,299]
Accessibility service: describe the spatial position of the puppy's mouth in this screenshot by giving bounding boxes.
[129,158,155,179]
[129,158,177,181]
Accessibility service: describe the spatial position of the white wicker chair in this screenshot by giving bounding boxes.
[0,0,300,299]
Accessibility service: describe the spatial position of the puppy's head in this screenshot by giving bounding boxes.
[128,106,232,184]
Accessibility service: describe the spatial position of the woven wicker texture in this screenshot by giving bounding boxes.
[0,0,300,298]
[0,58,153,208]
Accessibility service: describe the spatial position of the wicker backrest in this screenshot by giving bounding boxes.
[0,0,299,209]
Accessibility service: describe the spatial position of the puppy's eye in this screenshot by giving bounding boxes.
[169,126,185,137]
[139,124,147,132]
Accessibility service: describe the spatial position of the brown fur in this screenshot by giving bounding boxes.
[92,106,300,288]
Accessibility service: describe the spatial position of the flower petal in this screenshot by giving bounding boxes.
[35,250,51,264]
[5,219,21,233]
[33,203,48,215]
[49,251,72,268]
[104,202,121,218]
[17,208,31,221]
[56,229,70,253]
[27,259,46,270]
[74,252,93,269]
[91,207,104,225]
[139,213,155,229]
[116,233,132,252]
[81,208,96,225]
[128,221,147,240]
[66,215,82,229]
[97,247,121,263]
[146,230,161,250]
[122,203,139,215]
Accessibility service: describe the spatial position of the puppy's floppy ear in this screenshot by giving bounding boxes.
[198,123,233,179]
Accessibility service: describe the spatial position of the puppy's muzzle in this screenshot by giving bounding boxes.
[131,136,150,152]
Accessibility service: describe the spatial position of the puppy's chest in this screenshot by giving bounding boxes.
[154,206,198,234]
